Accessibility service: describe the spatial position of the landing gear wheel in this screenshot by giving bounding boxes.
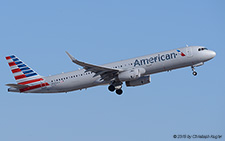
[116,89,123,95]
[108,85,115,92]
[193,71,197,76]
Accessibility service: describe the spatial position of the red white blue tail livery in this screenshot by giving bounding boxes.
[6,55,49,92]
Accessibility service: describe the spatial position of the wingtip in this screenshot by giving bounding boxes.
[65,51,76,61]
[65,51,70,56]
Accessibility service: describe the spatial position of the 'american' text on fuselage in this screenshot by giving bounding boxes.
[134,52,177,67]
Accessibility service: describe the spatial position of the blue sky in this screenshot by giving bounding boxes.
[0,0,224,140]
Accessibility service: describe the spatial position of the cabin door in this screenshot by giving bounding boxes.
[186,47,193,57]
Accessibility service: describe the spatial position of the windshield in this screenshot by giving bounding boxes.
[198,47,208,51]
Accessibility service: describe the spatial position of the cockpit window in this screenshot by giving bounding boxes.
[198,48,208,51]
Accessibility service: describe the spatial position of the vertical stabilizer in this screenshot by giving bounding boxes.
[5,55,44,85]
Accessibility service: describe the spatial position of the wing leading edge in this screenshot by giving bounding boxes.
[66,51,122,81]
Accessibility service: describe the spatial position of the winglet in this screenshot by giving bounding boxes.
[65,51,76,62]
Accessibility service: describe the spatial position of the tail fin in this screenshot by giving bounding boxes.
[5,55,44,85]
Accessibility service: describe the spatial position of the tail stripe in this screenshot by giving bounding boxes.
[12,58,19,62]
[20,83,49,92]
[7,59,13,63]
[9,62,16,66]
[6,55,16,60]
[12,68,21,73]
[11,69,34,75]
[10,55,16,59]
[10,65,19,70]
[15,61,23,65]
[16,75,43,83]
[18,64,26,68]
[18,78,44,85]
[20,67,30,71]
[15,74,27,80]
[13,71,23,76]
[23,70,33,74]
[25,73,37,77]
[6,56,11,60]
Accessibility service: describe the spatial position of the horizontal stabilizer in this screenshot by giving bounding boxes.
[6,84,29,89]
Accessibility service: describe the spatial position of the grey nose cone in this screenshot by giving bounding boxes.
[209,51,216,59]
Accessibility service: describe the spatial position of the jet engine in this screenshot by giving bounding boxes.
[118,68,146,81]
[126,75,151,87]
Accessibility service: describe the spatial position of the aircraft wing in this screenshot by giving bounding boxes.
[66,51,122,80]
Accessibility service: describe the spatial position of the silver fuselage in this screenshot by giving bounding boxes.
[11,46,216,93]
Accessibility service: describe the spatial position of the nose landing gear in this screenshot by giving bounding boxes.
[191,66,197,76]
[192,71,197,76]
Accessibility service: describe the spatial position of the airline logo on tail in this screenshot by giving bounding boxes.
[6,55,49,92]
[177,50,186,57]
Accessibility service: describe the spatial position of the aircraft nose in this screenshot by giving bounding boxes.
[208,50,216,59]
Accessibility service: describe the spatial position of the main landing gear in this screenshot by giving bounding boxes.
[116,89,123,95]
[191,66,197,76]
[108,85,115,92]
[108,81,123,95]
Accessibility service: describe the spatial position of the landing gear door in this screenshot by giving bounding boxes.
[186,47,193,57]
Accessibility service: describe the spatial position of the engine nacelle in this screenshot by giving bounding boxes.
[118,68,146,81]
[126,75,151,87]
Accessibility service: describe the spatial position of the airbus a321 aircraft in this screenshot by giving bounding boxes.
[6,46,216,95]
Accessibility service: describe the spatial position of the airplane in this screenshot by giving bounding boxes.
[5,46,216,95]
